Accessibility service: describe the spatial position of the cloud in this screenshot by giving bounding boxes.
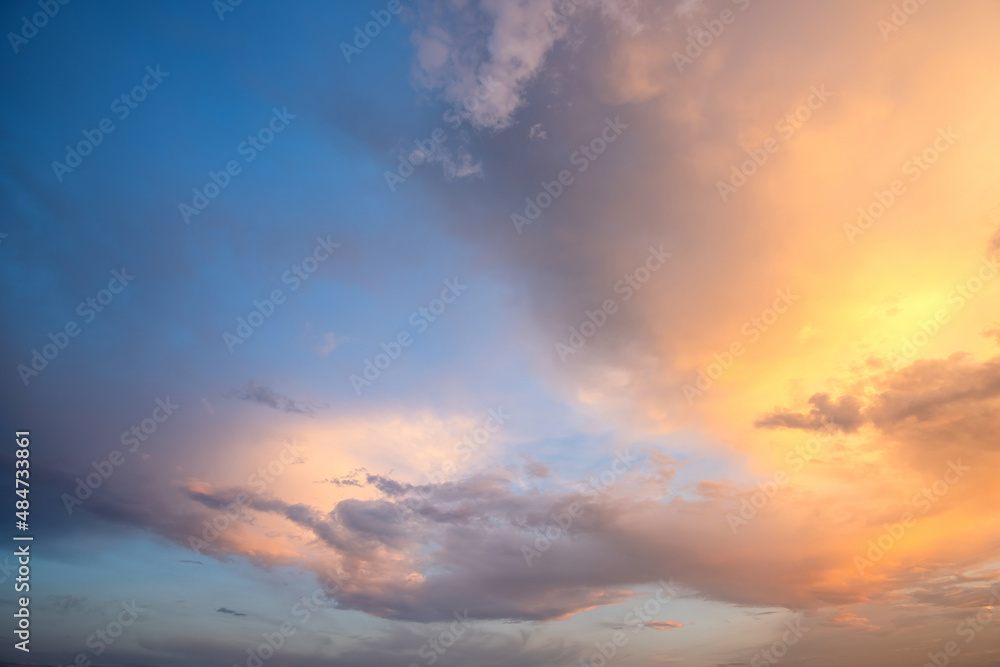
[643,619,682,630]
[216,607,246,617]
[319,331,346,356]
[755,354,1000,438]
[864,354,1000,428]
[14,4,1000,663]
[225,381,321,416]
[320,477,364,488]
[408,0,646,131]
[177,458,885,623]
[523,458,552,479]
[435,145,484,180]
[42,349,1000,644]
[753,354,1000,476]
[410,0,569,131]
[825,610,877,631]
[597,0,644,35]
[905,579,1000,610]
[143,348,1000,627]
[51,595,89,614]
[118,623,579,667]
[754,393,865,433]
[318,468,369,487]
[988,203,1000,250]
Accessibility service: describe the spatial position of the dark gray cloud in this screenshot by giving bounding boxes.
[216,607,246,617]
[321,477,364,487]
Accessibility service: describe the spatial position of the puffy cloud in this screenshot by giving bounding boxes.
[409,0,570,131]
[408,0,650,130]
[166,458,898,621]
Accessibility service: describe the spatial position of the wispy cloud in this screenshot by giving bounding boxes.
[225,381,322,416]
[216,607,247,617]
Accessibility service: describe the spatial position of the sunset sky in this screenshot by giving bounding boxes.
[2,1,1000,665]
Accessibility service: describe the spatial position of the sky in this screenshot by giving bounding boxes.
[1,0,1000,665]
